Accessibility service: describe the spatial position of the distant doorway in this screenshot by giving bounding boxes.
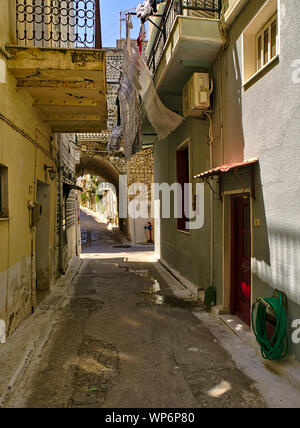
[36,180,51,304]
[230,194,251,325]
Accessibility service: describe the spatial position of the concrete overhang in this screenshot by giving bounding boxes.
[6,46,107,133]
[154,16,224,97]
[224,0,251,28]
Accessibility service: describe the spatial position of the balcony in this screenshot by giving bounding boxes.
[5,1,107,133]
[147,0,224,97]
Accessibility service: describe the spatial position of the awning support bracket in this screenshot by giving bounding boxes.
[199,177,223,201]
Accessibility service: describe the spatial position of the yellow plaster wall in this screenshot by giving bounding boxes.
[0,1,58,333]
[0,0,16,47]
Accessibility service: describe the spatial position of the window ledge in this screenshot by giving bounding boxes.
[0,217,10,222]
[243,54,279,88]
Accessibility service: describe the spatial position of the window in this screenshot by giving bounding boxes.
[0,165,8,218]
[256,14,278,72]
[176,141,190,232]
[242,0,278,84]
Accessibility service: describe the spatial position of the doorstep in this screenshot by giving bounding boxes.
[218,314,250,341]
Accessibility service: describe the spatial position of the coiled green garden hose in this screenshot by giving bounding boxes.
[251,291,289,361]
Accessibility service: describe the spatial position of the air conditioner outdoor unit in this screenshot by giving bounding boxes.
[182,72,212,118]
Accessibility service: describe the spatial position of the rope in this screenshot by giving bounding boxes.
[251,292,289,360]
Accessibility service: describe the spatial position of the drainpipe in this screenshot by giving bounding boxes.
[205,113,215,287]
[58,134,65,274]
[31,149,38,309]
[210,134,214,287]
[219,56,224,165]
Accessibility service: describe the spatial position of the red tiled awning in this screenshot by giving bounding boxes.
[194,158,258,179]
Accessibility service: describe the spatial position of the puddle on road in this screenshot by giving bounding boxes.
[141,279,202,310]
[121,266,204,310]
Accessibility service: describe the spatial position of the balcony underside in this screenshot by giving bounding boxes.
[154,17,224,96]
[6,46,107,133]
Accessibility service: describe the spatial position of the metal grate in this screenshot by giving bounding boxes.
[16,0,102,48]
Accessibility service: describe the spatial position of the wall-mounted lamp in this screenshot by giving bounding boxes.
[44,164,57,181]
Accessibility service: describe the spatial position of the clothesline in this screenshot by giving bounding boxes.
[108,2,183,160]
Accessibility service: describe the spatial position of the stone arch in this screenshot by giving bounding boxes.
[76,154,121,190]
[76,154,129,236]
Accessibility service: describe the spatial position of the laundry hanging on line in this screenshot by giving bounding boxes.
[108,72,142,160]
[136,0,163,23]
[137,23,146,56]
[108,11,183,158]
[122,18,183,141]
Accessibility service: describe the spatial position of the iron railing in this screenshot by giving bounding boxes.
[16,0,102,49]
[147,0,223,74]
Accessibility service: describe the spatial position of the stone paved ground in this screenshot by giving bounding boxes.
[5,210,266,408]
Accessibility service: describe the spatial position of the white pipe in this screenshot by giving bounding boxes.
[219,56,224,165]
[205,112,214,286]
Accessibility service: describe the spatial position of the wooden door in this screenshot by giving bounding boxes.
[231,194,251,325]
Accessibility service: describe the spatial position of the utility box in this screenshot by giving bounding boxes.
[28,201,42,228]
[182,72,212,117]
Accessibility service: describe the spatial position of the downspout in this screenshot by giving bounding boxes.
[205,0,228,288]
[205,113,215,287]
[58,134,65,274]
[219,55,224,165]
[219,2,228,166]
[210,141,214,287]
[30,149,38,311]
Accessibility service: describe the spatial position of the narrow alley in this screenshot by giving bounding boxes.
[1,0,300,412]
[4,210,266,408]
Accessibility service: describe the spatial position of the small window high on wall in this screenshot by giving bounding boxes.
[242,0,278,85]
[256,14,278,72]
[176,141,190,232]
[0,165,8,218]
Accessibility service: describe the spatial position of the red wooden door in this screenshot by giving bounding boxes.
[231,194,251,325]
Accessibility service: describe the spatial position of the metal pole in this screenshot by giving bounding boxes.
[178,0,183,15]
[95,0,102,48]
[218,0,222,17]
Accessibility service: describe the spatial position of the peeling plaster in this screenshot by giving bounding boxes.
[71,51,104,66]
[2,257,32,336]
